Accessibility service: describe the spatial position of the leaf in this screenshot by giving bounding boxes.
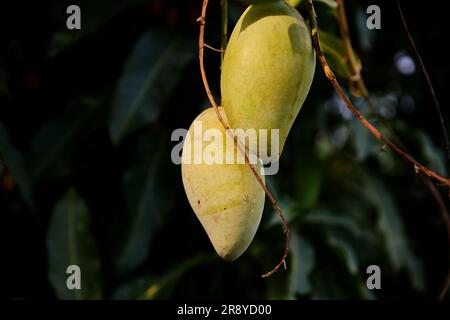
[28,97,103,180]
[113,254,216,300]
[363,176,425,292]
[0,121,33,208]
[326,232,359,274]
[113,129,176,275]
[303,209,365,238]
[288,234,315,297]
[47,189,102,299]
[109,29,195,145]
[318,30,354,80]
[266,200,304,227]
[350,118,379,161]
[415,130,448,176]
[293,161,322,208]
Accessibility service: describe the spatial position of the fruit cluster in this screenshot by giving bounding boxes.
[182,1,315,261]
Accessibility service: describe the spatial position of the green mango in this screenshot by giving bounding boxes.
[221,1,315,160]
[181,107,265,261]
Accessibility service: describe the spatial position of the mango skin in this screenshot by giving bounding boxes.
[181,108,265,261]
[221,1,315,159]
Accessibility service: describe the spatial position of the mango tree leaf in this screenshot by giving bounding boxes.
[363,176,425,292]
[113,129,176,275]
[350,118,379,161]
[292,159,323,209]
[318,30,354,80]
[288,234,315,297]
[0,121,33,208]
[415,130,447,176]
[303,209,364,238]
[266,200,304,227]
[28,97,103,181]
[47,189,102,299]
[109,29,195,145]
[113,254,216,300]
[325,232,359,274]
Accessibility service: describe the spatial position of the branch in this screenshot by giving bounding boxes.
[198,0,289,278]
[396,0,449,159]
[305,0,450,190]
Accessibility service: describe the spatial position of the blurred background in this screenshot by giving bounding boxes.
[1,0,450,299]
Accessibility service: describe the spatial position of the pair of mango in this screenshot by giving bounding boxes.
[182,1,315,261]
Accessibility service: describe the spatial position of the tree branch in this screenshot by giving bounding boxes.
[305,0,450,190]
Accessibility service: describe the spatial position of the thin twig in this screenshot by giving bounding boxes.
[198,0,289,278]
[396,0,449,159]
[204,43,224,52]
[305,0,450,190]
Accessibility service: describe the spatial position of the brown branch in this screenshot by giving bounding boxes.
[334,0,450,300]
[198,0,289,278]
[306,1,450,190]
[396,0,449,159]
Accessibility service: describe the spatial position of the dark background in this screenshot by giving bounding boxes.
[1,0,449,299]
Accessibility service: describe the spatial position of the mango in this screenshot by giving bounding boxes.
[221,1,315,159]
[181,107,265,261]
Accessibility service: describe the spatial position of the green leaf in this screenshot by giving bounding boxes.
[114,129,176,275]
[0,121,33,208]
[350,118,379,161]
[47,189,102,299]
[28,97,103,180]
[318,30,353,80]
[109,29,195,145]
[113,254,216,300]
[326,232,359,274]
[266,200,304,227]
[363,176,425,292]
[293,161,322,208]
[303,209,364,238]
[415,130,448,176]
[288,234,315,297]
